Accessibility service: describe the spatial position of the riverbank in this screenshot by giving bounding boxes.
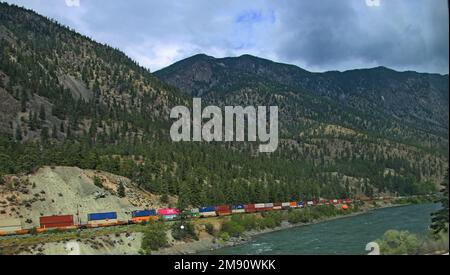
[154,201,404,255]
[0,200,428,255]
[206,203,442,255]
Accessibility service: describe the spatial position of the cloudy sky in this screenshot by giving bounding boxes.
[4,0,449,74]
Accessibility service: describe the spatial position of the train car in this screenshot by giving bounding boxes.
[187,208,200,218]
[273,203,282,210]
[297,201,304,208]
[281,202,291,210]
[315,199,328,205]
[264,203,274,211]
[87,212,118,226]
[255,203,265,212]
[40,215,74,229]
[158,208,180,220]
[331,199,339,205]
[255,203,271,212]
[232,204,246,214]
[289,202,298,208]
[216,205,232,216]
[0,218,22,236]
[160,214,178,220]
[181,209,200,219]
[131,210,158,223]
[307,201,314,207]
[244,204,256,213]
[199,206,217,217]
[157,208,179,216]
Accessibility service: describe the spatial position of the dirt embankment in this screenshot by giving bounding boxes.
[0,166,176,228]
[17,232,144,255]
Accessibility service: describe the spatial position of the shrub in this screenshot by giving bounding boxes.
[259,212,282,229]
[376,230,420,255]
[240,215,258,231]
[221,221,245,237]
[172,222,198,241]
[93,176,103,188]
[420,231,449,254]
[288,210,311,224]
[205,223,215,235]
[218,232,230,242]
[140,221,168,254]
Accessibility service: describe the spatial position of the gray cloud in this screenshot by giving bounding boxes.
[3,0,449,74]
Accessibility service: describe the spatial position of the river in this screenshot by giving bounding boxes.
[201,203,440,255]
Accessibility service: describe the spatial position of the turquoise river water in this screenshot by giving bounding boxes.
[201,203,440,255]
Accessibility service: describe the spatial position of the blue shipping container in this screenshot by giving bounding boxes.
[232,204,245,210]
[88,212,117,221]
[199,206,216,213]
[132,210,157,218]
[297,202,304,206]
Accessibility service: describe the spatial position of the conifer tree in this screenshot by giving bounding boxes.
[39,105,46,121]
[431,168,449,235]
[117,182,126,198]
[15,126,22,141]
[52,124,58,139]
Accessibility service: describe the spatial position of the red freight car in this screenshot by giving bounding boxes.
[216,205,232,216]
[39,215,74,229]
[244,204,256,213]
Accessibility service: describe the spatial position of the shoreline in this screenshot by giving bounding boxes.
[0,202,423,255]
[156,202,411,255]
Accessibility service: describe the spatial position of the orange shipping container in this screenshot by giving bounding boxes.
[217,211,232,216]
[131,216,158,223]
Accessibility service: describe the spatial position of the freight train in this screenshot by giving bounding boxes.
[0,198,353,236]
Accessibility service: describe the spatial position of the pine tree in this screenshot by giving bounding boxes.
[67,126,72,139]
[20,90,27,112]
[15,126,23,141]
[41,127,49,143]
[33,112,39,129]
[39,105,46,121]
[117,182,125,198]
[431,168,449,235]
[28,111,35,130]
[52,124,58,139]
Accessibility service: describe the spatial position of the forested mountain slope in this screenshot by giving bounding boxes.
[0,3,447,208]
[156,54,448,136]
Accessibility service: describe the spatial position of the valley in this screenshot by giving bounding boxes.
[0,2,448,256]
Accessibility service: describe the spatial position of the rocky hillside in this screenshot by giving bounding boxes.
[0,166,177,228]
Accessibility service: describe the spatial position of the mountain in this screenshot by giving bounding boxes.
[0,2,448,208]
[155,53,449,194]
[0,2,186,143]
[155,54,449,144]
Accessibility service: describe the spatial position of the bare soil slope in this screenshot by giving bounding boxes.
[0,166,176,228]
